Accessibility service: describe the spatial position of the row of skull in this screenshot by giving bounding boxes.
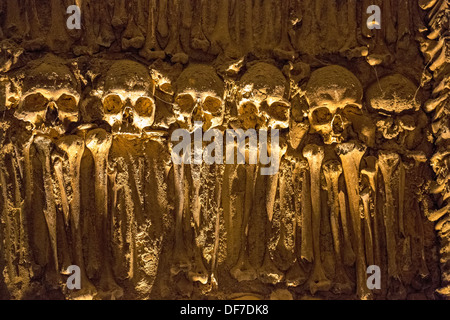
[4,55,421,145]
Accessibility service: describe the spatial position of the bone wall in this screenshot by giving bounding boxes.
[0,0,447,300]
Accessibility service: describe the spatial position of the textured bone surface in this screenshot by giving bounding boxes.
[0,0,446,301]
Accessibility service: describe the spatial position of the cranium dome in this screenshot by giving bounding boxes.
[305,65,363,109]
[175,64,224,98]
[366,74,420,114]
[104,60,154,95]
[238,63,287,102]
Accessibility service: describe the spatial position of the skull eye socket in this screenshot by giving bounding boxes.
[175,94,195,114]
[22,93,48,112]
[311,107,333,125]
[103,94,123,114]
[134,97,155,117]
[239,101,258,116]
[343,104,362,116]
[269,101,290,121]
[203,96,222,115]
[57,94,78,113]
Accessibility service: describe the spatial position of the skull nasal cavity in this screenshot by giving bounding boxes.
[46,102,59,124]
[123,107,134,124]
[332,114,344,133]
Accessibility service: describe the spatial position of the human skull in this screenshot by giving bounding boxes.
[366,74,421,142]
[13,54,80,134]
[305,65,364,145]
[101,60,156,136]
[236,63,290,130]
[174,65,224,132]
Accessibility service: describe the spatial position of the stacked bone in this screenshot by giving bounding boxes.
[0,52,441,300]
[419,0,450,299]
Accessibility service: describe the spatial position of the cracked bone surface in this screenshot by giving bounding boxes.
[303,144,331,294]
[336,141,370,299]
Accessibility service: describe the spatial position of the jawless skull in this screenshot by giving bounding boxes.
[13,55,80,135]
[174,65,225,132]
[236,63,290,130]
[366,74,422,148]
[305,65,364,145]
[101,60,156,136]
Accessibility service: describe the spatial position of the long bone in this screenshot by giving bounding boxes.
[405,152,430,278]
[165,0,188,64]
[300,159,314,263]
[191,0,210,52]
[336,141,370,299]
[5,0,25,39]
[97,2,115,48]
[186,159,209,285]
[338,190,356,266]
[47,0,72,53]
[33,136,59,275]
[0,155,18,283]
[360,189,374,267]
[323,160,353,294]
[303,144,331,294]
[361,156,382,268]
[140,0,166,60]
[56,135,96,297]
[259,140,285,285]
[112,0,128,30]
[378,151,401,280]
[157,0,169,39]
[171,162,191,276]
[274,0,297,61]
[208,0,234,55]
[230,164,258,282]
[85,129,122,299]
[122,0,145,50]
[286,159,308,287]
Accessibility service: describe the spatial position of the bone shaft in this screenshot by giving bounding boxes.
[338,191,353,254]
[173,163,185,247]
[301,170,313,262]
[41,152,59,272]
[309,165,323,267]
[399,163,406,236]
[380,169,399,278]
[340,157,368,297]
[362,198,374,266]
[330,183,343,263]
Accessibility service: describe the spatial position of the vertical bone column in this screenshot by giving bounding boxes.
[230,164,258,282]
[140,0,166,60]
[165,0,188,64]
[323,160,353,294]
[56,135,96,296]
[47,0,72,53]
[300,159,314,264]
[303,144,331,294]
[378,151,400,281]
[361,156,381,268]
[336,141,370,299]
[86,129,122,299]
[33,136,59,276]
